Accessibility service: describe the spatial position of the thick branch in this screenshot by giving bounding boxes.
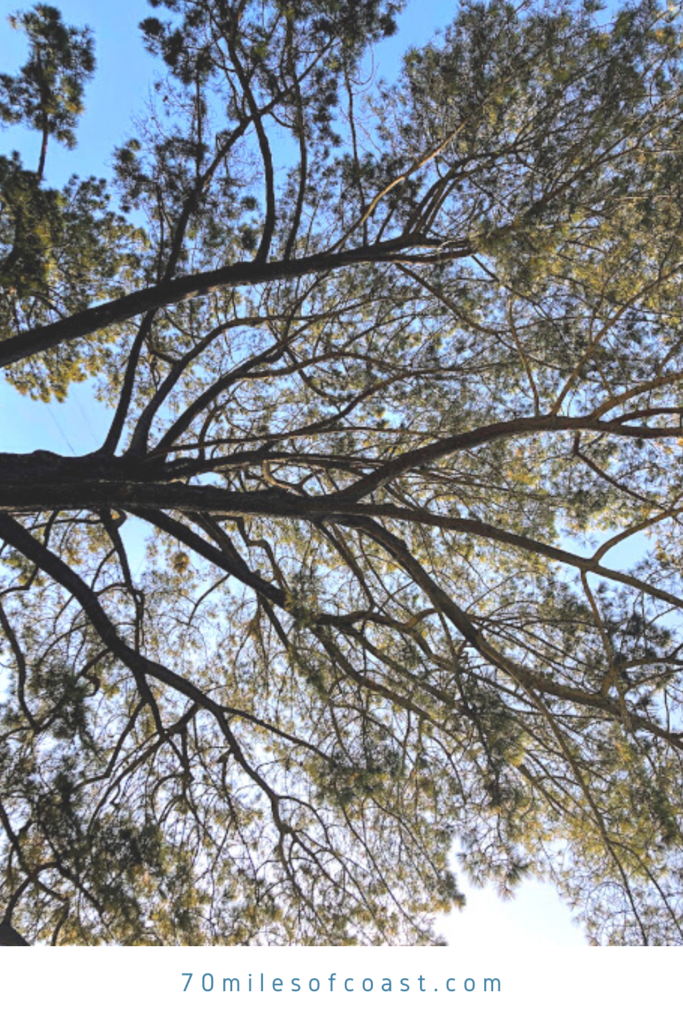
[0,234,467,370]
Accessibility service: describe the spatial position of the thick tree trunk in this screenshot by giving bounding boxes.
[0,922,29,946]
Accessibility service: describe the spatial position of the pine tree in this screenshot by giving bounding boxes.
[1,0,683,945]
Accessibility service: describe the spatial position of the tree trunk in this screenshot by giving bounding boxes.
[0,922,29,946]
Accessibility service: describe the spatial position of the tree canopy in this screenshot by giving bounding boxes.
[2,0,683,945]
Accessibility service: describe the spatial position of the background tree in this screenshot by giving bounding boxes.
[0,6,140,399]
[0,3,95,180]
[1,0,683,944]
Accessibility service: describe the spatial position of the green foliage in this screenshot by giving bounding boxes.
[0,161,146,398]
[0,6,144,399]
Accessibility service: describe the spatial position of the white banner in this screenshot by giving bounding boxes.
[0,945,677,1024]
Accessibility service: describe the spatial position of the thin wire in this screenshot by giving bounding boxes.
[46,405,77,455]
[73,391,99,446]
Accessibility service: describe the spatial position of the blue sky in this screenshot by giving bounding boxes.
[0,0,589,946]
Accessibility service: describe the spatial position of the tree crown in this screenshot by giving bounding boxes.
[1,0,683,946]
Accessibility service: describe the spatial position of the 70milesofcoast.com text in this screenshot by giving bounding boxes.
[180,971,502,995]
